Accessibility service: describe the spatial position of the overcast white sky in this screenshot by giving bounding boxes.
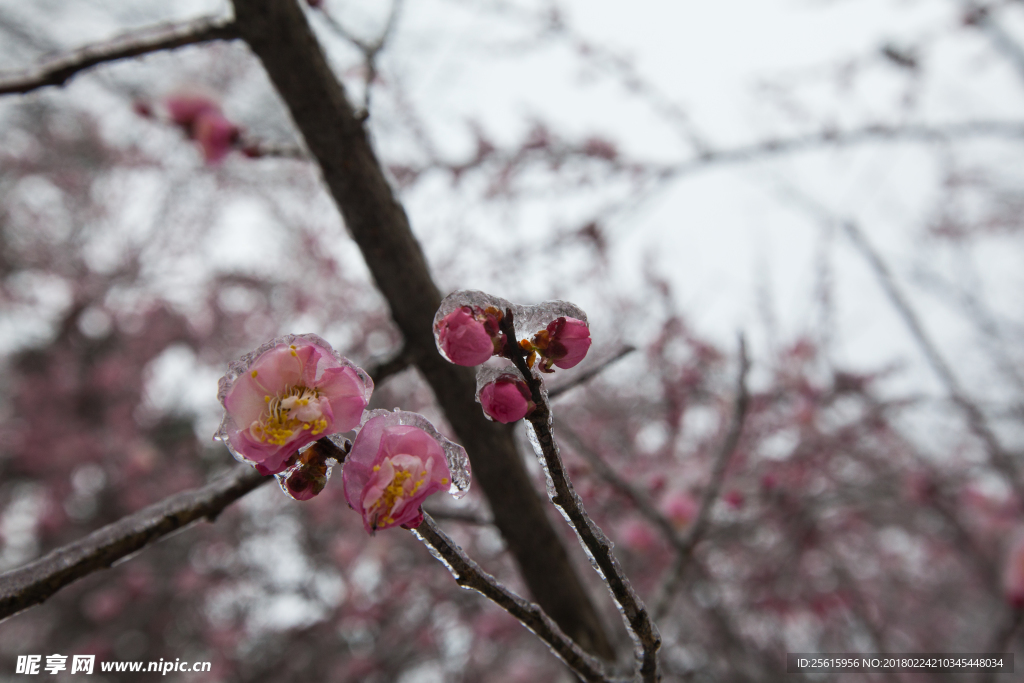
[2,0,1023,450]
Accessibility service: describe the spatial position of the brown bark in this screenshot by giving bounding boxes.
[229,0,614,659]
[0,466,270,620]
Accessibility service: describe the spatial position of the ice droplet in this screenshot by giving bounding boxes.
[356,409,472,498]
[433,290,589,355]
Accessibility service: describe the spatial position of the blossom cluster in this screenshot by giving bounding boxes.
[215,290,592,531]
[216,334,468,533]
[433,290,594,424]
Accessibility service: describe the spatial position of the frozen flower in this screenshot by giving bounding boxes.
[435,305,503,366]
[216,334,372,476]
[479,378,534,424]
[530,316,592,371]
[343,411,470,533]
[1003,533,1024,608]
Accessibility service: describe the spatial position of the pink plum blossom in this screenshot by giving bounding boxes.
[662,491,698,529]
[165,93,219,127]
[343,413,458,533]
[216,334,372,476]
[619,518,659,552]
[479,378,534,423]
[163,93,240,163]
[435,306,502,366]
[532,316,592,371]
[1003,533,1024,608]
[193,111,239,163]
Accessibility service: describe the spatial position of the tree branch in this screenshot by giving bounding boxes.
[412,514,619,683]
[229,0,614,658]
[0,15,238,96]
[837,220,1023,499]
[0,464,268,621]
[548,345,637,400]
[652,336,750,620]
[499,310,661,682]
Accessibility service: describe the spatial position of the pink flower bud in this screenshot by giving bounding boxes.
[194,111,239,164]
[1003,533,1024,608]
[435,306,501,366]
[343,413,458,533]
[480,379,534,423]
[533,316,592,371]
[216,334,373,477]
[662,491,698,529]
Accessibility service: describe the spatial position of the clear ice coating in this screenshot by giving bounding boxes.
[433,289,589,357]
[356,409,472,498]
[524,415,658,656]
[274,433,349,500]
[213,333,373,472]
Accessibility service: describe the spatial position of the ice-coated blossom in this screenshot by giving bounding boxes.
[435,305,503,366]
[1003,533,1024,608]
[343,410,471,534]
[216,334,372,477]
[479,379,534,424]
[531,316,592,371]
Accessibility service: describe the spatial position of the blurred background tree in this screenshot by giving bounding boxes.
[0,0,1022,680]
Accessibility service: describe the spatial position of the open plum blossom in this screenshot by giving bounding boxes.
[435,306,503,366]
[529,316,592,372]
[343,411,469,533]
[216,334,372,476]
[479,378,534,424]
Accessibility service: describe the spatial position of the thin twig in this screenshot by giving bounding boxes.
[0,465,266,621]
[978,607,1021,683]
[548,345,637,400]
[411,513,618,683]
[420,507,492,526]
[313,0,405,112]
[648,336,750,621]
[0,437,350,621]
[499,310,661,682]
[839,220,1023,499]
[0,15,238,96]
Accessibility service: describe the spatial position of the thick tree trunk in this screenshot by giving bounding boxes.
[229,0,614,659]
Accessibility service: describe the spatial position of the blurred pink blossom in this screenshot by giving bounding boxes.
[662,491,698,529]
[620,518,658,552]
[343,415,452,533]
[533,316,592,371]
[217,335,372,476]
[163,93,240,163]
[435,306,501,366]
[1003,533,1024,608]
[479,378,533,423]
